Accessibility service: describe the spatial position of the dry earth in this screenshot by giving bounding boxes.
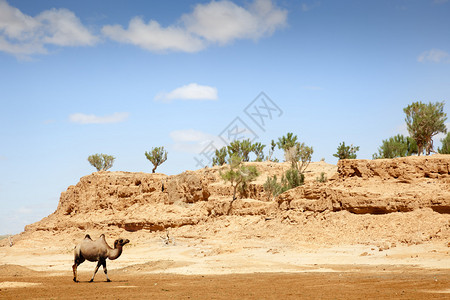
[0,155,449,299]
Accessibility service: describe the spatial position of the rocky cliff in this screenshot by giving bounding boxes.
[278,155,450,214]
[25,155,450,234]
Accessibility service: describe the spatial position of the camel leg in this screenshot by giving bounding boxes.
[89,261,102,282]
[102,260,111,282]
[72,263,78,282]
[72,257,84,282]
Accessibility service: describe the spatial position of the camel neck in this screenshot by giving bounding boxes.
[108,246,123,260]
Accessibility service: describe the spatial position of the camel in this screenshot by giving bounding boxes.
[72,234,129,282]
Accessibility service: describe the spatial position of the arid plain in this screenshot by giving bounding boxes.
[1,155,449,299]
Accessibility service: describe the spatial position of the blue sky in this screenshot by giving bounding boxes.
[1,0,449,235]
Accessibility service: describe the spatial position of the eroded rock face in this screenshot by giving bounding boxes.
[56,171,168,216]
[277,155,450,214]
[337,155,450,180]
[165,171,211,205]
[24,155,450,234]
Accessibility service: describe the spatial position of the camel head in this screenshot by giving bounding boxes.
[114,238,130,249]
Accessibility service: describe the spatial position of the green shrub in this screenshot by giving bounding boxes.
[212,146,228,166]
[404,101,447,155]
[438,132,450,154]
[227,139,255,162]
[263,167,304,199]
[316,172,327,183]
[145,146,168,173]
[266,140,278,162]
[281,168,304,190]
[87,153,115,171]
[263,175,284,199]
[278,132,313,173]
[220,155,259,200]
[333,142,359,160]
[253,142,266,162]
[373,134,417,159]
[277,132,298,152]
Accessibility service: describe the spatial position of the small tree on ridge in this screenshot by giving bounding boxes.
[372,134,418,159]
[227,139,255,162]
[333,142,359,160]
[145,146,168,173]
[220,155,259,201]
[212,146,228,166]
[87,153,115,171]
[404,101,447,155]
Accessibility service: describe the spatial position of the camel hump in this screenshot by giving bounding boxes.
[84,234,92,240]
[98,234,107,243]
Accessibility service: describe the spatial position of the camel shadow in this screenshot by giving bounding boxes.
[74,279,129,284]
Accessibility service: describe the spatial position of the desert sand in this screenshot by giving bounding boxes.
[0,155,449,299]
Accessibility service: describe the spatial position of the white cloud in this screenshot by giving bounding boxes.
[37,8,98,47]
[0,0,98,58]
[417,49,450,63]
[155,83,218,102]
[102,0,287,53]
[1,0,286,57]
[170,129,226,153]
[0,0,39,39]
[183,0,287,45]
[101,18,204,53]
[69,112,129,124]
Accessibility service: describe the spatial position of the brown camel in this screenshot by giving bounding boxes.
[72,234,129,282]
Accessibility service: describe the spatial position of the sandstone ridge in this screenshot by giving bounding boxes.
[278,155,450,214]
[25,155,450,234]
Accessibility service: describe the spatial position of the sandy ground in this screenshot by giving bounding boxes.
[1,230,449,299]
[1,267,449,299]
[1,236,449,274]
